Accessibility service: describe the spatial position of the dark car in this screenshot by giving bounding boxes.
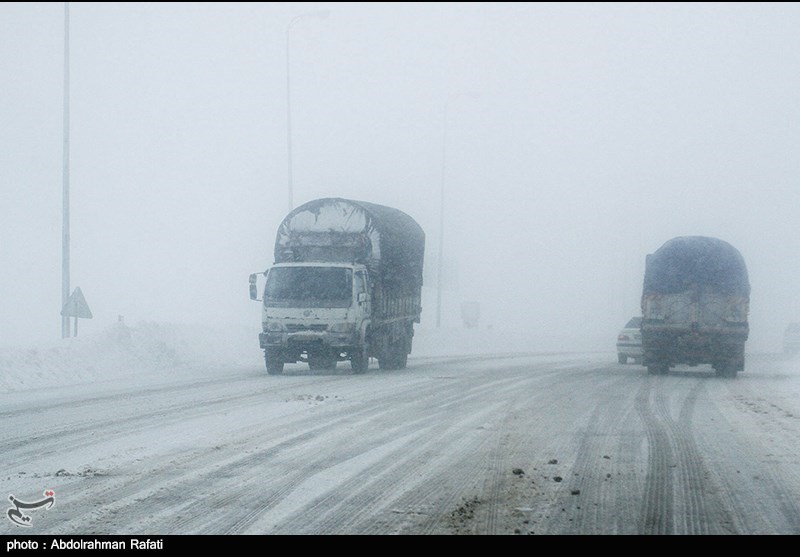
[617,316,643,364]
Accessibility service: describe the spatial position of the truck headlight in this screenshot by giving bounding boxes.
[264,322,285,332]
[329,322,355,334]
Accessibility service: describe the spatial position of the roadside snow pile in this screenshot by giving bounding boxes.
[0,321,259,393]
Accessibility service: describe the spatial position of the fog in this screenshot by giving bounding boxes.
[2,2,799,353]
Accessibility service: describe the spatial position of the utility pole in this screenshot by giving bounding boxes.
[61,1,71,338]
[436,102,448,328]
[436,92,478,328]
[285,10,329,212]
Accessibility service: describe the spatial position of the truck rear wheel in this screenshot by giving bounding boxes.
[715,361,738,378]
[265,354,284,375]
[647,363,668,375]
[378,354,396,370]
[350,349,369,374]
[379,346,408,370]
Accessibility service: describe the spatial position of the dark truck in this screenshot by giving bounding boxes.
[249,198,425,375]
[641,236,750,377]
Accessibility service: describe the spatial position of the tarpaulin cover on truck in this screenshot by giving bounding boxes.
[643,236,750,296]
[274,198,425,294]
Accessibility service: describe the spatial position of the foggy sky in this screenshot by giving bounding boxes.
[2,2,800,352]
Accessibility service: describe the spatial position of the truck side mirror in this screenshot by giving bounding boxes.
[249,273,260,301]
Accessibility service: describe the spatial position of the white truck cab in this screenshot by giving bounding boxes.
[250,262,371,374]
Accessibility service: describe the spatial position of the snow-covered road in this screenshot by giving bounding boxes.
[2,341,799,535]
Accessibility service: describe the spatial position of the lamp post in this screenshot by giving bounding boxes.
[436,92,478,329]
[286,9,329,213]
[62,1,70,338]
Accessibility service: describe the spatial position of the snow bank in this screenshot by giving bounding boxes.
[0,321,259,393]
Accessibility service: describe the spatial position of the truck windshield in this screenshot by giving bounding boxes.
[265,267,353,308]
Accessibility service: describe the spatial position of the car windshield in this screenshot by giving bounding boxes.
[265,267,353,308]
[625,317,642,328]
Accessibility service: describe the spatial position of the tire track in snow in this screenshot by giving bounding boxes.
[550,371,644,534]
[653,377,735,534]
[392,363,610,535]
[29,358,560,534]
[635,376,675,534]
[692,374,800,534]
[234,366,559,534]
[635,374,740,535]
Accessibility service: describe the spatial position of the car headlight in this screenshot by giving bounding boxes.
[329,322,356,334]
[264,321,285,332]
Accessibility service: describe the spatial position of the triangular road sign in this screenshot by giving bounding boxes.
[61,287,93,319]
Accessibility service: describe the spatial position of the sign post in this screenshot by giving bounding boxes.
[60,287,92,337]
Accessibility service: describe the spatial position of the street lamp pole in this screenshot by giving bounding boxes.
[436,102,449,329]
[286,10,329,213]
[436,92,478,329]
[61,1,70,339]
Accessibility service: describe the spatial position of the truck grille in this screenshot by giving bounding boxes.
[286,324,328,332]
